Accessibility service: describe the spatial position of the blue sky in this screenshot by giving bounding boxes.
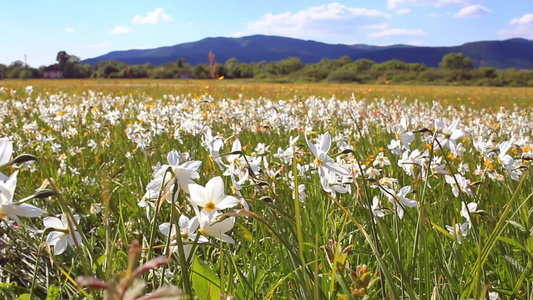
[1,0,532,67]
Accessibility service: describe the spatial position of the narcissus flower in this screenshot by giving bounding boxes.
[146,151,202,196]
[0,138,14,180]
[159,215,208,258]
[446,222,468,244]
[44,213,83,255]
[380,185,418,219]
[306,132,350,177]
[0,171,44,224]
[196,210,236,244]
[188,176,240,214]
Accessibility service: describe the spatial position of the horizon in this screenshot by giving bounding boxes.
[1,1,532,68]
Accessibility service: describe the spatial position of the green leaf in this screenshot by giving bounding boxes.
[14,294,30,300]
[45,285,60,300]
[97,254,107,267]
[505,220,526,232]
[192,257,221,300]
[498,237,528,252]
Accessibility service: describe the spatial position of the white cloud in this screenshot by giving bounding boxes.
[430,13,441,17]
[132,8,173,25]
[65,27,74,33]
[388,0,480,9]
[357,23,388,30]
[396,8,411,15]
[510,14,533,25]
[247,2,390,40]
[453,5,490,17]
[109,26,132,34]
[497,14,533,39]
[86,41,112,48]
[368,28,426,38]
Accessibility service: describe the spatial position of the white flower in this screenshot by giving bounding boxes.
[498,141,522,181]
[373,152,391,168]
[306,132,350,177]
[498,141,515,170]
[146,151,202,199]
[0,172,45,224]
[434,119,464,152]
[44,214,83,255]
[294,184,307,202]
[0,138,14,180]
[202,127,225,168]
[371,196,386,218]
[461,202,478,229]
[223,139,261,183]
[159,215,208,258]
[188,177,240,214]
[380,185,418,219]
[393,118,415,151]
[196,210,236,244]
[446,222,468,244]
[387,139,402,156]
[445,174,474,197]
[320,169,349,198]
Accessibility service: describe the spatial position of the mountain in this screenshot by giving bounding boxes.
[82,35,533,70]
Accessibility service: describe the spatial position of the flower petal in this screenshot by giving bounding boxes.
[188,183,207,207]
[167,151,180,166]
[44,216,65,229]
[0,138,13,165]
[305,135,318,158]
[206,177,225,202]
[215,196,240,210]
[46,231,64,244]
[13,203,45,217]
[319,132,332,153]
[54,237,68,255]
[159,222,174,236]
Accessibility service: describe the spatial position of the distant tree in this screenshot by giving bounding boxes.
[337,56,352,66]
[278,57,304,75]
[19,69,32,79]
[129,65,148,78]
[56,51,70,69]
[9,60,24,68]
[192,64,209,79]
[177,58,188,68]
[75,64,93,78]
[238,63,253,78]
[225,58,240,78]
[0,64,6,79]
[439,53,473,70]
[477,67,496,78]
[352,59,375,72]
[55,51,83,77]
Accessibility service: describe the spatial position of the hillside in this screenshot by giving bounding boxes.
[82,35,533,70]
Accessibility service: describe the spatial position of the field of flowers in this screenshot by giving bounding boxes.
[0,81,532,299]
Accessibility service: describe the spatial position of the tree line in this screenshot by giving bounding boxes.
[1,51,533,87]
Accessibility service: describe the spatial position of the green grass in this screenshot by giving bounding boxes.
[0,80,531,299]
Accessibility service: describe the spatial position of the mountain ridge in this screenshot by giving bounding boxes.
[82,35,533,70]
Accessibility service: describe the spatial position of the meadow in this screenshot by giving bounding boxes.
[0,79,532,299]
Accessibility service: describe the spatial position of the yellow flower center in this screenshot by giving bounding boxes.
[205,202,216,212]
[315,157,323,167]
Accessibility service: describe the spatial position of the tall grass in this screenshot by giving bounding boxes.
[0,82,531,299]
